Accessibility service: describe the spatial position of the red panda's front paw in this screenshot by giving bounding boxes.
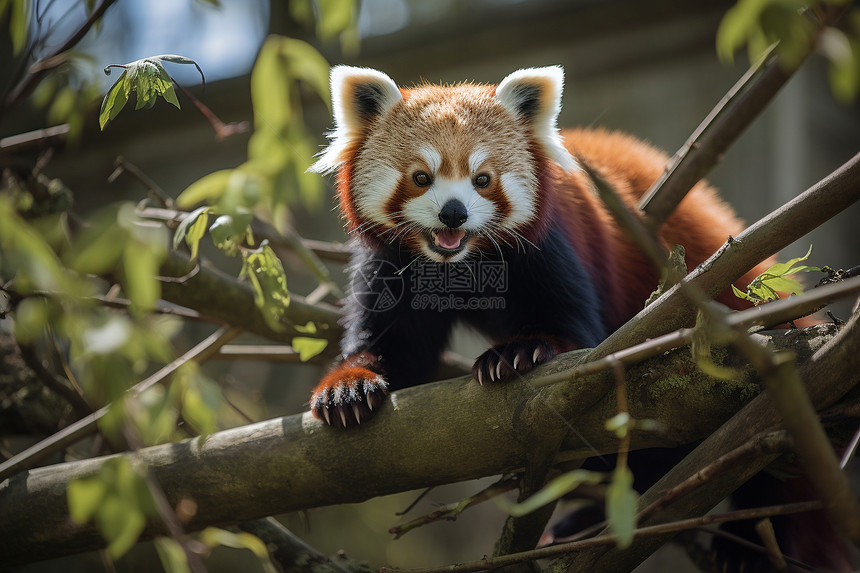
[310,367,389,428]
[472,338,558,384]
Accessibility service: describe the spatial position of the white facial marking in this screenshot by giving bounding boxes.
[500,172,536,227]
[353,162,400,229]
[468,147,489,175]
[418,145,442,174]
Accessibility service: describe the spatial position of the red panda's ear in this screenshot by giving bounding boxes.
[310,66,403,174]
[495,66,578,173]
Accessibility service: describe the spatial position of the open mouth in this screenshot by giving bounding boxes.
[428,228,468,255]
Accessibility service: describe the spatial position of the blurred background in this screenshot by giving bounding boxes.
[2,0,859,571]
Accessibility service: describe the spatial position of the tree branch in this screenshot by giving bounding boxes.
[637,4,847,228]
[0,0,119,121]
[0,326,851,565]
[0,326,240,482]
[554,304,860,572]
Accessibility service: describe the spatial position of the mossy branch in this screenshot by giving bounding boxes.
[0,324,851,566]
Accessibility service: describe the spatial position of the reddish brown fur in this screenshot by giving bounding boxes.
[550,128,771,330]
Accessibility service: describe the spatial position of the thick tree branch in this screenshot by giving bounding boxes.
[554,305,860,572]
[0,325,850,566]
[157,250,341,345]
[637,5,847,228]
[544,151,860,423]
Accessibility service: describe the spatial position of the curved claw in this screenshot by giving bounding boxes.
[310,366,389,428]
[472,338,559,385]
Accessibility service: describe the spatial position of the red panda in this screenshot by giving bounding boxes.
[307,65,769,427]
[307,66,851,572]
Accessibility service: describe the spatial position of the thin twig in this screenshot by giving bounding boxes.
[636,430,792,525]
[0,0,119,120]
[0,124,70,155]
[172,81,249,142]
[17,343,92,419]
[700,527,812,572]
[0,326,241,482]
[382,502,824,573]
[108,156,173,208]
[389,477,519,539]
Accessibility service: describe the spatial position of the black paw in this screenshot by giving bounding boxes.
[310,366,389,428]
[472,338,558,384]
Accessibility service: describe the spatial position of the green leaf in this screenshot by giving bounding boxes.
[198,527,280,573]
[48,87,77,124]
[99,55,200,127]
[315,0,355,41]
[9,0,30,55]
[176,169,233,208]
[501,470,605,517]
[172,207,210,259]
[759,244,813,277]
[606,465,639,549]
[291,337,327,361]
[156,54,206,86]
[155,537,192,573]
[99,70,130,130]
[98,493,146,559]
[605,412,631,438]
[122,240,161,313]
[294,321,318,334]
[12,296,48,344]
[240,241,290,331]
[63,211,127,275]
[209,212,253,255]
[175,363,220,437]
[67,477,108,524]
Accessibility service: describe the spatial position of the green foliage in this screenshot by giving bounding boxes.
[99,55,204,129]
[67,457,157,559]
[289,0,360,54]
[820,11,860,103]
[199,528,279,573]
[154,537,191,573]
[606,465,639,549]
[718,0,860,102]
[240,241,291,331]
[732,245,820,305]
[498,470,606,518]
[0,0,31,55]
[292,321,328,361]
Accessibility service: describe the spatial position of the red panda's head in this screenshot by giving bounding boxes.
[310,66,577,262]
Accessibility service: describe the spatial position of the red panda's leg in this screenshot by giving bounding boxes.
[310,351,388,428]
[472,336,567,384]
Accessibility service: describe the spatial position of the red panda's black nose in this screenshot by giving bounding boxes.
[439,200,468,228]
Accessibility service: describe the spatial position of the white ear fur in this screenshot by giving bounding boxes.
[495,66,578,173]
[309,66,402,174]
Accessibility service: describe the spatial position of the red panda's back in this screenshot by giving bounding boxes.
[553,128,773,330]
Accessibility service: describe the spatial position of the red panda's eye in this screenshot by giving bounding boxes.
[413,171,432,187]
[474,173,491,188]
